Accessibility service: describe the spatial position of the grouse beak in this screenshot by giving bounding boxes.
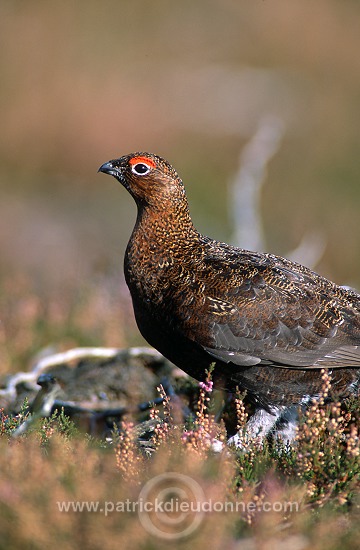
[98,161,121,178]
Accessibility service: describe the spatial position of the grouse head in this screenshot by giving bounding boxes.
[99,152,187,207]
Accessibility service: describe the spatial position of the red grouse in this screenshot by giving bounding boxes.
[99,152,360,443]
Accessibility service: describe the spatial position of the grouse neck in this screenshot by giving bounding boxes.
[132,199,200,248]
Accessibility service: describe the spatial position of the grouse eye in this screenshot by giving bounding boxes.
[131,162,151,176]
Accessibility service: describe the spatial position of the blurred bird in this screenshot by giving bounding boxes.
[99,152,360,444]
[12,374,63,437]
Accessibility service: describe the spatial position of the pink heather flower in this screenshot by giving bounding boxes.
[199,380,213,393]
[181,430,195,442]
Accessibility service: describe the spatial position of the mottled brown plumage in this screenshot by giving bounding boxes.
[99,152,360,442]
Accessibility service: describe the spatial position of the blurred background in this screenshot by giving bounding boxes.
[1,0,360,373]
